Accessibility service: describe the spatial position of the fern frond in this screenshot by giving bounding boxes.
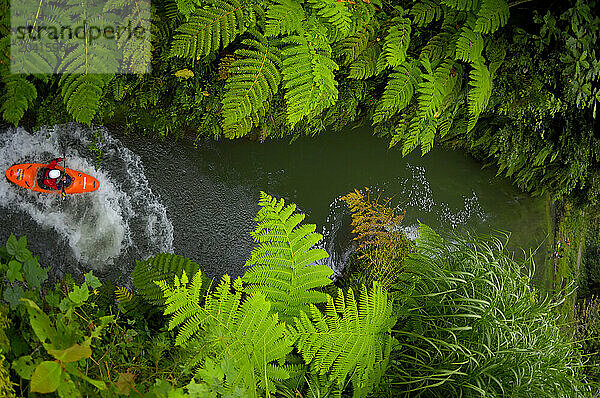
[115,286,133,303]
[348,44,381,79]
[59,74,110,126]
[467,60,492,131]
[132,253,207,306]
[170,0,250,60]
[280,24,339,127]
[474,0,509,34]
[265,0,305,37]
[373,62,418,124]
[335,19,378,66]
[421,29,454,61]
[455,28,484,63]
[441,0,481,11]
[159,271,293,398]
[242,192,333,324]
[307,0,352,40]
[0,75,37,126]
[410,0,443,27]
[381,15,411,69]
[222,30,282,138]
[291,283,395,393]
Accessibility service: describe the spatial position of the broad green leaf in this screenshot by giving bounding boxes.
[23,257,48,288]
[48,343,92,363]
[16,237,32,262]
[31,361,62,393]
[5,234,18,256]
[84,271,102,289]
[12,355,35,379]
[7,260,23,283]
[20,298,57,347]
[3,285,25,309]
[68,282,90,305]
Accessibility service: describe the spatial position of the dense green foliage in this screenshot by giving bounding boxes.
[1,193,595,396]
[2,0,599,204]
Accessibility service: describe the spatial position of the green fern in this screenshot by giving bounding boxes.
[175,0,201,17]
[381,14,411,69]
[441,0,481,11]
[222,30,282,138]
[265,0,306,37]
[455,27,484,63]
[157,271,293,397]
[421,29,454,61]
[169,0,251,60]
[410,0,443,27]
[348,44,381,79]
[1,75,37,126]
[291,282,396,395]
[132,253,208,306]
[467,60,492,131]
[280,22,340,127]
[417,57,441,120]
[335,19,379,66]
[474,0,509,34]
[307,0,352,40]
[59,74,110,126]
[242,192,333,323]
[373,62,418,124]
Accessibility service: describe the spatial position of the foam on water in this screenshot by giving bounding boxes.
[0,124,173,271]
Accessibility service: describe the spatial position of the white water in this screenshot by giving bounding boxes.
[0,124,173,271]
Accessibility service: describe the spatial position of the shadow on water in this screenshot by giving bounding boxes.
[1,124,548,282]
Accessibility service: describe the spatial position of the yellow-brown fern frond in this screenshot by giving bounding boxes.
[115,286,133,303]
[340,188,405,251]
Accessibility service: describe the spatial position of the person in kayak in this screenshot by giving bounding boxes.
[43,157,64,190]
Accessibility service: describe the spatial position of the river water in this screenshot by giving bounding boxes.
[0,124,548,283]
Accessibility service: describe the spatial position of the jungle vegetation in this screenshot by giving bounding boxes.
[0,192,596,397]
[0,0,598,205]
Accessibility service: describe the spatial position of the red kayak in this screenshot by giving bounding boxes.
[5,163,100,194]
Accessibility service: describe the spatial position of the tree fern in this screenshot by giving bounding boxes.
[373,62,418,124]
[348,45,381,80]
[335,19,379,66]
[242,192,333,323]
[132,253,208,306]
[306,0,352,40]
[221,30,282,138]
[410,0,443,27]
[455,27,484,63]
[421,29,454,61]
[417,57,442,120]
[381,13,411,69]
[467,60,491,131]
[280,22,340,128]
[474,0,509,34]
[169,0,252,60]
[1,75,37,126]
[441,0,481,11]
[59,74,111,126]
[291,282,396,396]
[265,0,305,37]
[157,271,293,397]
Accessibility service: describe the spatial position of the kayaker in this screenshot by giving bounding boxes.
[43,157,64,190]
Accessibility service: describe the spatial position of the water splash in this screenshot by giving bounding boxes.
[0,124,173,272]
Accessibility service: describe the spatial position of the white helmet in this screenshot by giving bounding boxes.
[48,169,61,179]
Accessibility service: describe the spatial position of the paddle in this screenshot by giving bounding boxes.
[61,152,66,200]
